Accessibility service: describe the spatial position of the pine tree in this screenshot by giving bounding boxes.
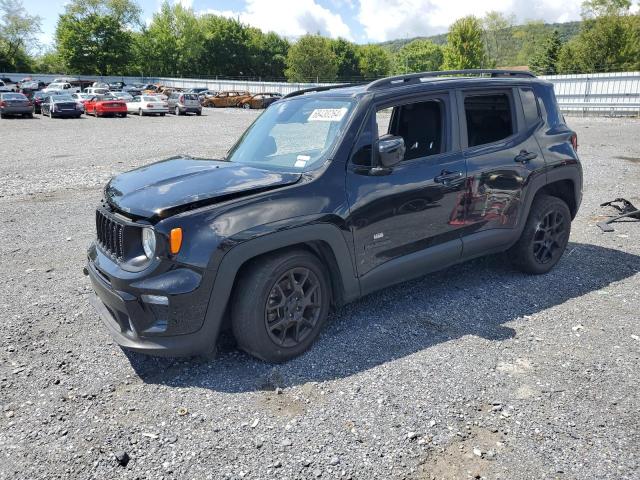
[529,30,562,75]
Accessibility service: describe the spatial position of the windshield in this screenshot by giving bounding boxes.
[3,93,25,100]
[55,95,75,101]
[226,97,355,172]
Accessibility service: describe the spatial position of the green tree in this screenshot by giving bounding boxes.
[33,48,65,73]
[285,34,338,82]
[136,2,205,77]
[198,14,254,77]
[557,13,639,73]
[442,16,487,70]
[331,38,360,80]
[0,0,41,70]
[529,29,562,74]
[55,0,140,75]
[393,39,443,74]
[482,11,516,67]
[556,38,583,73]
[582,0,631,17]
[249,30,289,79]
[357,44,391,79]
[513,21,548,66]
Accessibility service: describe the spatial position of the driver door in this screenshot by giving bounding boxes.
[346,92,467,287]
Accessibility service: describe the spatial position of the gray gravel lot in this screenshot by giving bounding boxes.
[0,111,638,480]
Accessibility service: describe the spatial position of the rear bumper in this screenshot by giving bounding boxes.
[179,106,202,113]
[97,109,127,115]
[1,106,33,115]
[51,111,81,118]
[142,108,168,114]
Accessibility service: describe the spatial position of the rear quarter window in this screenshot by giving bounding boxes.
[520,88,541,128]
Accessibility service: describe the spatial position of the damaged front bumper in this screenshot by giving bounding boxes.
[85,242,215,357]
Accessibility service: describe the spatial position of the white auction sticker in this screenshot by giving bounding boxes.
[294,155,310,168]
[308,108,348,122]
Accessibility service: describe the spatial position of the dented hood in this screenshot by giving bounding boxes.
[105,156,301,220]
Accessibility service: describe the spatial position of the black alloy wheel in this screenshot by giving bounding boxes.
[264,267,322,348]
[231,250,331,362]
[533,209,567,264]
[509,194,571,274]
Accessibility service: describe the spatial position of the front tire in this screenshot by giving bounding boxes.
[508,194,571,274]
[174,106,180,116]
[231,250,331,363]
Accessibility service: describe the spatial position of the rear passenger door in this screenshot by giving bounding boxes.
[457,87,545,256]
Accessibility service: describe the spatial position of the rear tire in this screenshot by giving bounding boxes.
[138,108,144,116]
[508,194,571,274]
[174,106,180,116]
[231,250,331,363]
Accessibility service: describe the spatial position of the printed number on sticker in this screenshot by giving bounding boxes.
[308,108,347,122]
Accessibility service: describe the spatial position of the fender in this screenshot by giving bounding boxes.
[197,223,361,355]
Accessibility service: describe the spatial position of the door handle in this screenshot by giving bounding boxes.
[514,150,538,163]
[434,170,463,184]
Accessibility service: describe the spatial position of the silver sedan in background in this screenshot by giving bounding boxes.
[126,95,169,116]
[0,92,34,118]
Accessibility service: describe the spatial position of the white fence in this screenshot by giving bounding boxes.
[540,71,640,116]
[4,71,640,116]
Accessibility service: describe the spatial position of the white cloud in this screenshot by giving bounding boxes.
[173,0,194,8]
[357,0,583,42]
[200,0,353,40]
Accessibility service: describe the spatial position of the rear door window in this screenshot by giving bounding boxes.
[464,92,514,147]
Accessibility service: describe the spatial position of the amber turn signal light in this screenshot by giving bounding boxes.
[170,228,183,254]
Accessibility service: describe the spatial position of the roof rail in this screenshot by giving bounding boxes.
[282,83,363,99]
[366,69,536,91]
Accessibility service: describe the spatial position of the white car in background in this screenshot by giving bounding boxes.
[147,93,168,101]
[43,82,80,93]
[0,80,14,92]
[127,95,168,116]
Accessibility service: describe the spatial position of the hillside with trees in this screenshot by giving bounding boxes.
[1,0,638,81]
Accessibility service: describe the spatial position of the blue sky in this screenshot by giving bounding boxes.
[25,0,586,48]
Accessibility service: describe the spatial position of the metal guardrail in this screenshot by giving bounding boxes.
[4,71,640,116]
[540,72,640,116]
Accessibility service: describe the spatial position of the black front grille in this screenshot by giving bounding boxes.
[96,209,126,259]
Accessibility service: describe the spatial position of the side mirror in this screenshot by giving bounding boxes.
[378,135,405,168]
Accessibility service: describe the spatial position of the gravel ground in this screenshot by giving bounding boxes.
[0,111,638,480]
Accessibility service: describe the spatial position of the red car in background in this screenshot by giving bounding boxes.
[84,95,128,117]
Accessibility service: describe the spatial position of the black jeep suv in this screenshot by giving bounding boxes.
[86,69,582,362]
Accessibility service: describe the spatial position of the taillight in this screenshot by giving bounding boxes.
[570,133,578,152]
[27,101,33,106]
[0,101,5,107]
[147,103,153,108]
[179,95,184,103]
